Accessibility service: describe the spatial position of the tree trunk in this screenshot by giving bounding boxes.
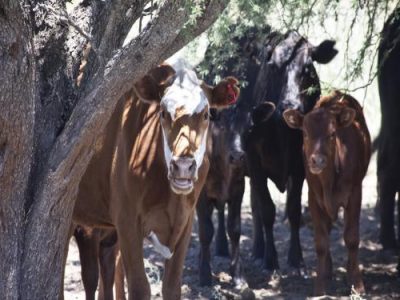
[0,0,229,298]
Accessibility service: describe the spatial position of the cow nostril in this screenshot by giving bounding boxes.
[171,160,179,172]
[188,160,196,173]
[311,155,316,165]
[311,154,326,167]
[229,152,245,163]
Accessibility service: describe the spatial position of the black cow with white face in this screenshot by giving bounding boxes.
[244,31,337,272]
[196,28,263,287]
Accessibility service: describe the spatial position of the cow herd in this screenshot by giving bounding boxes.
[66,12,400,300]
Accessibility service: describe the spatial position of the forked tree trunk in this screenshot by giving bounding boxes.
[0,1,229,298]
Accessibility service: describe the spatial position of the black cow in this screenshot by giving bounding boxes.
[196,28,264,287]
[196,29,337,287]
[243,31,337,272]
[376,7,400,271]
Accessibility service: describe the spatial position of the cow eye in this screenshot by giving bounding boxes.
[204,111,209,120]
[160,110,165,119]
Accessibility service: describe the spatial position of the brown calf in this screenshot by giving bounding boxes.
[73,62,239,300]
[283,91,371,296]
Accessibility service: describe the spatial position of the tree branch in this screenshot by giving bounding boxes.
[160,0,230,60]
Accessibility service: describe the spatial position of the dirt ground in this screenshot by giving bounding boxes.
[64,153,400,299]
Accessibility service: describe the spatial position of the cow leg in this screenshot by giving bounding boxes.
[286,175,305,271]
[227,177,245,287]
[117,223,149,300]
[114,250,126,300]
[344,185,364,294]
[250,183,265,260]
[251,176,279,270]
[215,207,229,257]
[397,191,400,243]
[74,227,99,300]
[309,191,332,296]
[162,217,194,300]
[397,250,400,277]
[378,173,398,249]
[98,230,118,300]
[196,192,215,286]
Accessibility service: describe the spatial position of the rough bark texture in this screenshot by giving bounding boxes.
[0,0,229,298]
[0,2,36,298]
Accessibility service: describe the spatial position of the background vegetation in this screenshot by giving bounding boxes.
[179,0,400,138]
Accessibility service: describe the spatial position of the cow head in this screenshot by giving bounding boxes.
[264,31,338,112]
[283,104,355,174]
[134,64,239,195]
[209,107,247,168]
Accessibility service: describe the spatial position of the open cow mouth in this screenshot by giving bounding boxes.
[309,165,324,175]
[170,178,194,195]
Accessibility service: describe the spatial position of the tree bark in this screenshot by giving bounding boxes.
[0,0,229,298]
[0,1,36,298]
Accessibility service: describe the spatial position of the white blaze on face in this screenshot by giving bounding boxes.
[162,68,208,117]
[160,67,209,180]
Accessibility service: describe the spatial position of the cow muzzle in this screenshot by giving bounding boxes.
[308,153,327,174]
[229,150,245,166]
[169,157,197,195]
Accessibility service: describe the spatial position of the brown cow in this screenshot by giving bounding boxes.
[283,91,371,296]
[72,61,239,300]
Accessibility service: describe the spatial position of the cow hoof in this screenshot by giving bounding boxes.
[350,280,365,296]
[239,287,255,300]
[287,266,309,279]
[266,270,281,289]
[232,276,248,290]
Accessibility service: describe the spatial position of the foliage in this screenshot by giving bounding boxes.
[195,0,272,84]
[191,0,400,89]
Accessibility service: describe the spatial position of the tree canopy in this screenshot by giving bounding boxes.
[196,0,399,91]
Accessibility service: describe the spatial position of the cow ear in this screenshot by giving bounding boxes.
[283,109,304,129]
[336,107,355,128]
[252,102,276,125]
[133,64,176,103]
[311,40,338,64]
[202,77,240,108]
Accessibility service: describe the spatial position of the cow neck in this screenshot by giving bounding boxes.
[126,95,164,177]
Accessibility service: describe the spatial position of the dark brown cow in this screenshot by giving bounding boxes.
[283,91,371,296]
[72,62,239,300]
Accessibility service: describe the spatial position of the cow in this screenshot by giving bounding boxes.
[196,28,264,287]
[376,7,400,253]
[196,107,248,287]
[72,61,239,300]
[242,31,338,273]
[283,91,371,295]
